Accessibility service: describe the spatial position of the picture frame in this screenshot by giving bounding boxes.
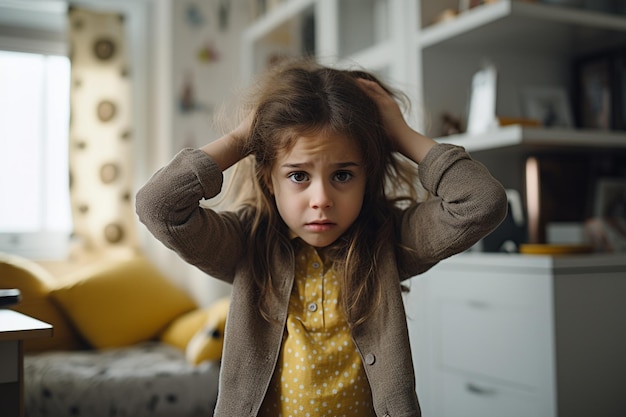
[574,54,613,130]
[593,178,626,218]
[521,86,574,128]
[612,51,626,131]
[466,64,498,134]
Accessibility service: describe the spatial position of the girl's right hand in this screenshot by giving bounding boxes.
[230,111,255,152]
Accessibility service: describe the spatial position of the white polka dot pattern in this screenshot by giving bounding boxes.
[260,244,375,417]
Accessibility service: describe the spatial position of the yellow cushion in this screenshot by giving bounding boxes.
[160,307,211,351]
[50,256,197,349]
[0,252,84,352]
[160,297,230,365]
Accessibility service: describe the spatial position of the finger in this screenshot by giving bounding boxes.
[356,78,385,97]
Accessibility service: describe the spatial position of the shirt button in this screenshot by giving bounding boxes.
[307,302,318,312]
[365,353,376,365]
[312,261,320,269]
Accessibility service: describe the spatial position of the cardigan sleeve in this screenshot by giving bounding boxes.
[396,143,508,278]
[135,148,246,283]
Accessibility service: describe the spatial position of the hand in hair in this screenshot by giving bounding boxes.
[357,78,435,164]
[200,111,254,171]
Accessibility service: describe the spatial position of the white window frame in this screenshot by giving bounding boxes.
[0,0,153,260]
[0,1,71,260]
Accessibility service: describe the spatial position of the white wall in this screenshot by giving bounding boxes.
[145,0,254,306]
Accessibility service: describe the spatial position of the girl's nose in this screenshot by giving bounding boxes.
[310,181,333,209]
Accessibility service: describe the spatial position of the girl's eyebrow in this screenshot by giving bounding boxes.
[280,161,361,169]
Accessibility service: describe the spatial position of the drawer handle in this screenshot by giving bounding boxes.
[466,382,496,396]
[467,300,489,309]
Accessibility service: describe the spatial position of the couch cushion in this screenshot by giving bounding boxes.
[51,256,197,349]
[160,306,210,351]
[0,252,84,352]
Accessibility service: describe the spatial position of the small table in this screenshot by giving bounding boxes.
[0,310,52,417]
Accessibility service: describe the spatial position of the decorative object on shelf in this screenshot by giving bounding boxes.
[218,0,231,31]
[573,48,626,131]
[496,116,541,127]
[539,0,584,7]
[519,243,593,255]
[525,154,595,244]
[459,0,501,13]
[197,41,220,63]
[178,71,211,114]
[521,86,573,128]
[185,3,205,27]
[585,178,626,253]
[612,50,626,130]
[593,178,626,218]
[582,0,621,13]
[466,64,498,134]
[574,53,612,130]
[301,13,315,57]
[432,8,458,24]
[440,112,462,136]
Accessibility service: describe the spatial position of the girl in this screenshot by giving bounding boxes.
[136,59,507,417]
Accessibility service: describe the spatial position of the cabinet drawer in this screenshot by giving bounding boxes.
[433,272,551,387]
[438,298,544,387]
[440,372,549,417]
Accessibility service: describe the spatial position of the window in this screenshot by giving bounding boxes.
[0,50,72,259]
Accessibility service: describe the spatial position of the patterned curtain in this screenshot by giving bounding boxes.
[67,7,137,255]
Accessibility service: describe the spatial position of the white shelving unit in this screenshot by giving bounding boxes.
[241,0,416,117]
[415,1,626,141]
[240,2,626,416]
[241,0,626,148]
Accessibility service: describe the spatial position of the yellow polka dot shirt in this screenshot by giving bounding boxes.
[260,242,376,417]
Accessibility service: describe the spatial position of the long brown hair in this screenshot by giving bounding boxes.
[224,59,421,326]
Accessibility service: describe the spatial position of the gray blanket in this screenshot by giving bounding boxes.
[24,342,220,417]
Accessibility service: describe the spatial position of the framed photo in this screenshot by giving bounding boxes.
[466,64,498,134]
[574,55,612,130]
[613,51,626,131]
[593,178,626,218]
[522,86,573,128]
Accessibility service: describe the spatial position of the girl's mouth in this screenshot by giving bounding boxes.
[305,221,335,232]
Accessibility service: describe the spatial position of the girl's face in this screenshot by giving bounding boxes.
[269,131,366,248]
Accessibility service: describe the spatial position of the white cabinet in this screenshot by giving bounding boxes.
[404,253,626,417]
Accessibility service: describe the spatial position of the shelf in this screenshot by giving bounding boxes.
[243,0,314,43]
[418,1,626,53]
[439,251,626,271]
[435,125,626,152]
[336,40,392,71]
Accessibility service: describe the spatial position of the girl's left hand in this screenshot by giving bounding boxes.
[356,78,411,151]
[357,78,435,164]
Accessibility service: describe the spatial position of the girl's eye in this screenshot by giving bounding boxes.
[333,171,353,183]
[288,172,309,183]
